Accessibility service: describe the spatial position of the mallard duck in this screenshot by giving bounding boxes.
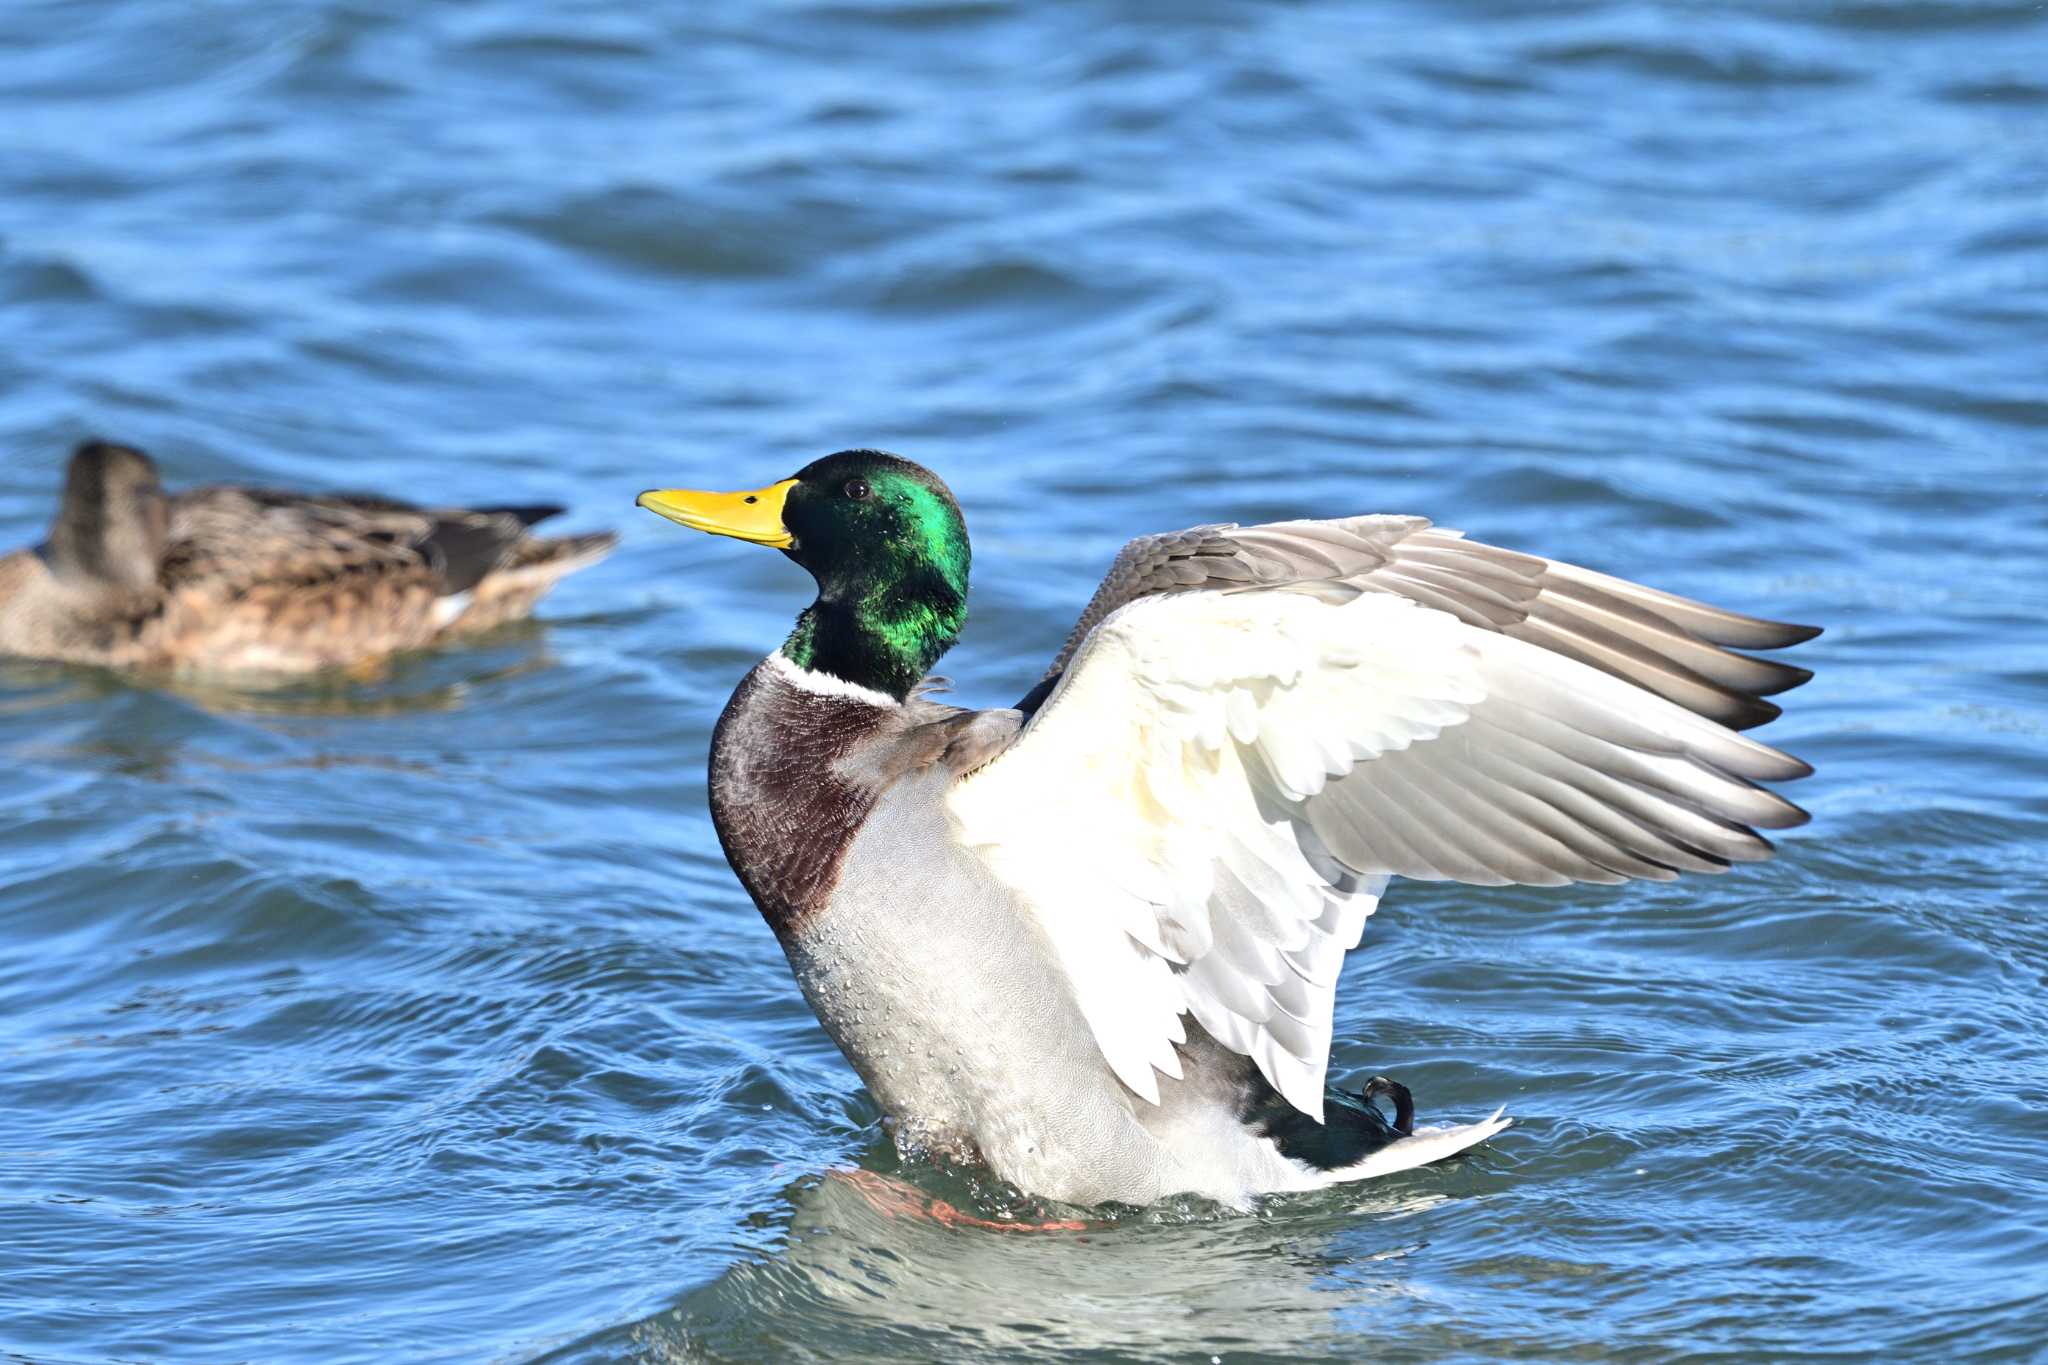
[0,440,616,674]
[639,450,1818,1209]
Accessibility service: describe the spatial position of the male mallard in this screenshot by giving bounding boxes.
[0,440,616,674]
[640,450,1817,1208]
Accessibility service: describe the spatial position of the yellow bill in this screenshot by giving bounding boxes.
[636,479,798,548]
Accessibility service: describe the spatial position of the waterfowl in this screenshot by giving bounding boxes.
[0,440,616,674]
[640,451,1818,1209]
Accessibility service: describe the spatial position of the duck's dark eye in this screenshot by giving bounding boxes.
[844,478,871,502]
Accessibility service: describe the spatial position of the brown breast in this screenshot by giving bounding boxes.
[707,662,899,941]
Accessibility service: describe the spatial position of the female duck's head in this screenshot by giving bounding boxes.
[47,440,168,594]
[640,449,970,701]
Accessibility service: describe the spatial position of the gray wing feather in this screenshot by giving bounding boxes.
[1032,515,1818,734]
[1039,524,1265,681]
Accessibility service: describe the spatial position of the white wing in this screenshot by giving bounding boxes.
[948,523,1813,1120]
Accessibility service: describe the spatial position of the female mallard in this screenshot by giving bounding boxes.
[639,450,1818,1209]
[0,440,616,674]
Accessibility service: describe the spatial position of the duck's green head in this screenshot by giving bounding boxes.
[639,449,969,701]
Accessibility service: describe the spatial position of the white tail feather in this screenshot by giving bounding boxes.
[1324,1107,1511,1183]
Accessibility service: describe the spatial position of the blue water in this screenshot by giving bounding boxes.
[4,1,2047,1360]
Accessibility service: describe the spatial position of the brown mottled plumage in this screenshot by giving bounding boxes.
[0,440,616,674]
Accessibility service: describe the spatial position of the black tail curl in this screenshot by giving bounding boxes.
[1244,1072,1418,1173]
[1358,1075,1415,1136]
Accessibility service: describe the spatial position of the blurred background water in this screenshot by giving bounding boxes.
[3,0,2046,1360]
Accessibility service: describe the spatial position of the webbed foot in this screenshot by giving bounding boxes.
[834,1169,1093,1233]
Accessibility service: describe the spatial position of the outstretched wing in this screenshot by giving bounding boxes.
[950,515,1817,1119]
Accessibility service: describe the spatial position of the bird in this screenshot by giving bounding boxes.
[638,449,1818,1209]
[0,439,617,675]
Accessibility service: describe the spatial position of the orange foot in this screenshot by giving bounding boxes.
[836,1169,1093,1233]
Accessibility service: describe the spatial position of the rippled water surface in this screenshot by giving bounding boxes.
[4,1,2047,1360]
